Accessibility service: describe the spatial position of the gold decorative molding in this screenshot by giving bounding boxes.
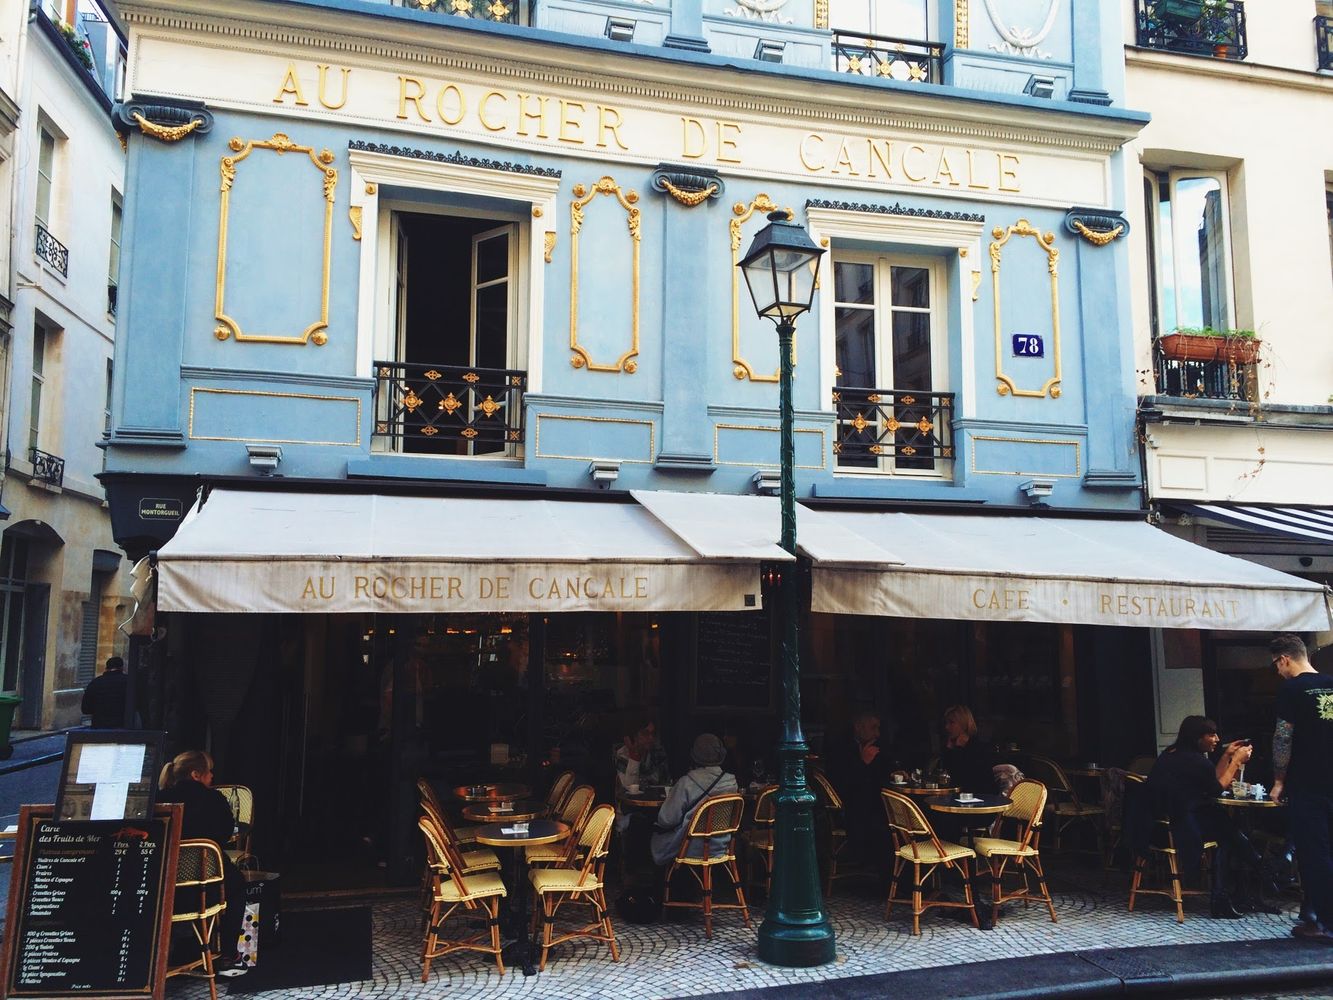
[533,413,655,463]
[971,270,982,302]
[970,436,1080,478]
[990,219,1061,399]
[660,177,719,207]
[955,0,970,48]
[544,231,556,264]
[365,182,377,195]
[349,205,363,241]
[131,111,201,142]
[216,134,337,345]
[814,0,828,28]
[730,194,795,382]
[1072,220,1124,246]
[188,387,361,445]
[570,177,640,373]
[532,205,543,218]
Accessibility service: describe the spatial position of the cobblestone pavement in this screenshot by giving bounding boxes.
[161,861,1307,1000]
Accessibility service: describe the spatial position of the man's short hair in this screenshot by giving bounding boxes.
[1269,634,1307,661]
[105,656,124,672]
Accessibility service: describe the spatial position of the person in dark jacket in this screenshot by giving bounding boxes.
[825,710,891,871]
[1147,716,1271,918]
[157,751,246,965]
[939,705,997,796]
[81,656,128,729]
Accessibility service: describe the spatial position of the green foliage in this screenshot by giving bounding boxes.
[1170,326,1257,340]
[56,20,94,71]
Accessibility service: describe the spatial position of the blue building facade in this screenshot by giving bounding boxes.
[100,0,1217,883]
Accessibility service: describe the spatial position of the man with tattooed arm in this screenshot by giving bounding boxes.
[1269,633,1333,942]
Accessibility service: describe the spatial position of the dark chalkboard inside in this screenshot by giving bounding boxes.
[694,610,772,709]
[1,804,181,1000]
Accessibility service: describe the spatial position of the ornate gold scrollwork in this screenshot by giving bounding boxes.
[132,112,203,142]
[730,195,795,382]
[570,177,641,373]
[990,219,1061,399]
[544,231,556,264]
[661,177,719,208]
[349,205,363,241]
[814,0,829,28]
[215,134,337,345]
[1071,220,1124,247]
[955,0,970,48]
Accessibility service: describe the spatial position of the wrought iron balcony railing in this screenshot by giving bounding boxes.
[391,0,521,25]
[34,222,68,276]
[373,361,526,453]
[1135,0,1247,60]
[29,447,65,487]
[832,31,943,83]
[1318,15,1333,71]
[1154,355,1255,402]
[833,387,954,472]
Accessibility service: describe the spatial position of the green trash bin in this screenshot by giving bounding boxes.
[0,694,20,761]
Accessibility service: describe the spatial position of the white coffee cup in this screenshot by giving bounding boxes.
[627,783,641,795]
[959,793,976,802]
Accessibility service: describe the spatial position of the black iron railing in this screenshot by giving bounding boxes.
[29,448,65,487]
[832,31,943,83]
[833,387,954,471]
[34,223,68,276]
[391,0,520,24]
[373,361,526,452]
[1135,0,1247,60]
[1318,15,1333,70]
[1155,355,1254,401]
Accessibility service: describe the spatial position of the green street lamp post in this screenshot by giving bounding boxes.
[738,210,836,968]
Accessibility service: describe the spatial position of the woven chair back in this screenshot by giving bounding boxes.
[546,771,575,813]
[419,815,470,897]
[1023,754,1073,796]
[1005,779,1048,837]
[560,785,595,829]
[213,784,253,827]
[685,793,744,839]
[753,785,779,825]
[416,778,445,815]
[880,788,932,839]
[176,839,225,889]
[810,770,844,811]
[576,804,616,884]
[420,797,461,846]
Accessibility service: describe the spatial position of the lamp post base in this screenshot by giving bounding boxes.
[756,920,837,968]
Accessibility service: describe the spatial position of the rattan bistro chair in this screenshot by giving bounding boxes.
[663,793,752,939]
[213,784,255,871]
[741,784,778,896]
[530,804,620,971]
[1128,818,1218,924]
[418,806,501,929]
[165,839,227,1000]
[1022,754,1105,854]
[809,770,851,897]
[419,817,508,980]
[971,779,1057,925]
[544,770,576,818]
[881,788,979,935]
[417,778,482,845]
[526,785,596,867]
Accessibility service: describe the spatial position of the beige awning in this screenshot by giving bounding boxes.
[808,511,1332,632]
[155,490,784,614]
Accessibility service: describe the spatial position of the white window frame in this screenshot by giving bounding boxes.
[108,190,123,318]
[807,205,983,478]
[35,125,55,229]
[29,319,49,455]
[826,0,934,37]
[1143,167,1237,336]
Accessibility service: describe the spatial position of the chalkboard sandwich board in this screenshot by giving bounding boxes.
[0,803,181,1000]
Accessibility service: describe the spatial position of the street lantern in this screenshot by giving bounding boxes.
[738,210,835,969]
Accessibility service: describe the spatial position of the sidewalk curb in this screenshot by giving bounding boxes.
[681,938,1333,1000]
[0,752,64,777]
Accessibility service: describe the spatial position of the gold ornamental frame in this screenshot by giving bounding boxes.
[215,133,337,345]
[989,219,1061,399]
[730,194,795,382]
[569,176,640,373]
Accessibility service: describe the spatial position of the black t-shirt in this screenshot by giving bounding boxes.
[1276,671,1333,796]
[1147,747,1220,819]
[157,778,235,849]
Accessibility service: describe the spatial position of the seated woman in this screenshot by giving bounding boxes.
[939,705,998,796]
[1146,716,1273,918]
[157,751,247,966]
[650,734,738,867]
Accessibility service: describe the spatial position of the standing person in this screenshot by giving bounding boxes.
[825,710,890,871]
[81,656,128,729]
[1269,633,1333,941]
[157,751,247,968]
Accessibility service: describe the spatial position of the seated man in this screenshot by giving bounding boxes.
[825,710,890,871]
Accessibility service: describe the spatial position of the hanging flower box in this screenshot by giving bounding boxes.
[1158,0,1204,23]
[1157,330,1260,365]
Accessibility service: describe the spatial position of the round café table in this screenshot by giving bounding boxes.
[926,794,1010,845]
[463,799,546,823]
[891,784,960,798]
[621,793,667,810]
[474,819,570,977]
[1066,767,1105,778]
[452,782,532,804]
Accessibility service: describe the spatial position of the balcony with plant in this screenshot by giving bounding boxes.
[1136,0,1248,61]
[1154,327,1259,401]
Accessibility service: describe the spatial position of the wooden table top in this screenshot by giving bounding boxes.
[1216,796,1280,808]
[452,783,532,803]
[1066,767,1106,778]
[887,784,960,798]
[925,794,1011,815]
[463,799,545,822]
[473,819,570,848]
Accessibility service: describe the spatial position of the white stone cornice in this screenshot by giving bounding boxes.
[117,0,1141,155]
[1126,46,1333,98]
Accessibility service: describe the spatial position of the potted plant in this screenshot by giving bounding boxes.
[1158,0,1204,23]
[1157,327,1260,364]
[1201,0,1238,57]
